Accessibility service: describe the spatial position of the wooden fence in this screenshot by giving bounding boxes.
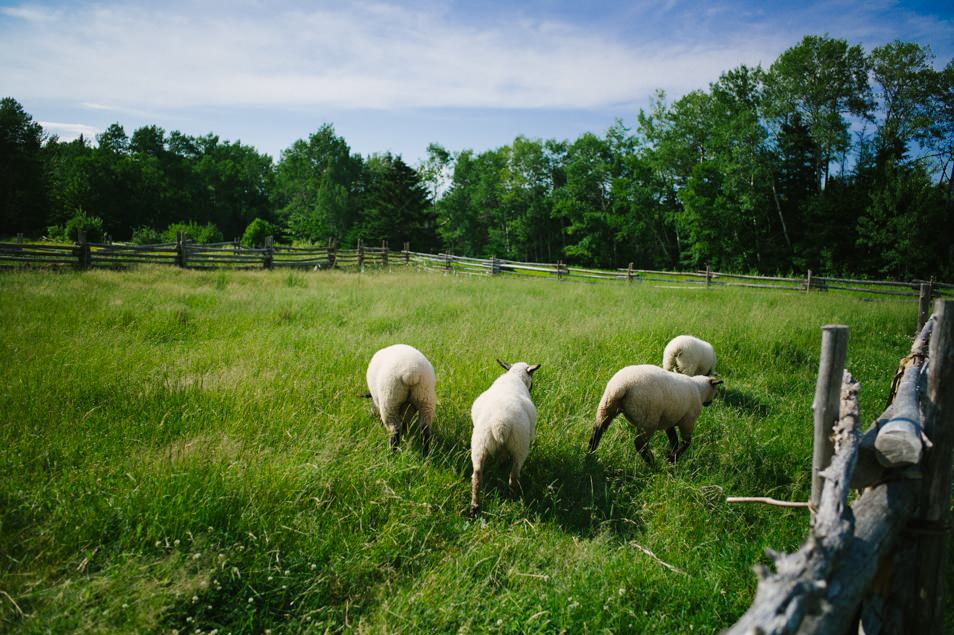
[724,301,954,634]
[1,233,952,303]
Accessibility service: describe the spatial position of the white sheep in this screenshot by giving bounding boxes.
[587,364,722,465]
[662,335,716,376]
[469,359,541,516]
[365,344,436,455]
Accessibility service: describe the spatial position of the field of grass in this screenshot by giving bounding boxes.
[0,267,933,633]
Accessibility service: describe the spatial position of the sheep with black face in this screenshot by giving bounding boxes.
[587,364,722,465]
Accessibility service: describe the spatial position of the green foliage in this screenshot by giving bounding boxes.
[241,218,276,247]
[163,221,223,244]
[130,226,164,245]
[47,209,105,242]
[5,33,954,279]
[0,269,927,633]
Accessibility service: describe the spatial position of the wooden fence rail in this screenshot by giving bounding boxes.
[2,236,952,303]
[724,301,953,634]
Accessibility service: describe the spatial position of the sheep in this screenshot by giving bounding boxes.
[469,359,541,516]
[587,364,722,465]
[365,344,436,455]
[662,335,716,376]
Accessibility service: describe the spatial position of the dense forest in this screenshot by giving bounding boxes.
[2,35,953,279]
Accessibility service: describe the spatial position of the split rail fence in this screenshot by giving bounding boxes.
[724,300,954,634]
[1,233,952,304]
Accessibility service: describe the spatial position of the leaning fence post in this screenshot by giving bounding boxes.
[810,325,850,508]
[918,282,933,332]
[911,300,954,633]
[263,236,273,270]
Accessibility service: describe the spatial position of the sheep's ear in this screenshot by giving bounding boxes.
[709,378,724,386]
[497,358,511,371]
[527,364,541,375]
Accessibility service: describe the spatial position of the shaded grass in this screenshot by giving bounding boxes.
[0,267,931,633]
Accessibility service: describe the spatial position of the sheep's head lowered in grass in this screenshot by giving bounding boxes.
[496,359,541,391]
[699,376,724,406]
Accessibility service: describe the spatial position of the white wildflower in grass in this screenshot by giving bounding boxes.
[174,539,180,546]
[618,587,626,596]
[247,597,253,603]
[191,595,198,604]
[310,563,316,570]
[267,576,273,581]
[192,552,201,560]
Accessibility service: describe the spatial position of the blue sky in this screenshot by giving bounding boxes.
[2,0,952,164]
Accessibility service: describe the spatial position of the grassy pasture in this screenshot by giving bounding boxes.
[0,267,929,633]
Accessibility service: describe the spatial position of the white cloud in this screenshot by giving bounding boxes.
[0,4,62,22]
[0,2,787,111]
[38,120,100,140]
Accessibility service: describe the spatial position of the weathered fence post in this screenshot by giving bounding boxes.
[444,253,452,273]
[403,242,410,265]
[327,237,337,268]
[556,260,563,281]
[918,282,933,332]
[810,324,850,508]
[806,269,813,293]
[76,230,91,269]
[491,255,499,276]
[382,240,388,268]
[357,239,364,270]
[705,264,711,288]
[16,232,23,244]
[263,236,273,270]
[233,237,240,253]
[627,262,634,282]
[175,231,187,268]
[911,300,954,633]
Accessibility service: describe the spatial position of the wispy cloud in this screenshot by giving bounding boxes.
[0,1,788,111]
[38,120,100,140]
[0,4,62,22]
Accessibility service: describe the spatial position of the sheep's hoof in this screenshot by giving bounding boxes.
[468,504,480,518]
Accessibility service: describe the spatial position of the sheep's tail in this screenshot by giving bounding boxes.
[662,347,679,373]
[588,386,624,454]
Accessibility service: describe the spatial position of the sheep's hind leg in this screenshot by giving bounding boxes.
[417,404,434,458]
[508,455,525,497]
[470,458,485,517]
[385,411,402,452]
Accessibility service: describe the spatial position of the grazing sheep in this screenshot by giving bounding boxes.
[662,335,716,376]
[587,364,722,465]
[365,344,436,455]
[469,359,541,516]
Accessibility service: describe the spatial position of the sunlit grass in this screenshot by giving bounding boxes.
[0,267,925,633]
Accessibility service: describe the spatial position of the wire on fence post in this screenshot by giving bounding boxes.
[810,324,849,508]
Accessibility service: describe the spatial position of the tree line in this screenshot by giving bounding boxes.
[2,35,952,279]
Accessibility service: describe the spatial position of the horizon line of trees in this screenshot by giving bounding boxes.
[2,34,953,279]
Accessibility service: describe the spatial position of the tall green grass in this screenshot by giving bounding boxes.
[0,268,929,633]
